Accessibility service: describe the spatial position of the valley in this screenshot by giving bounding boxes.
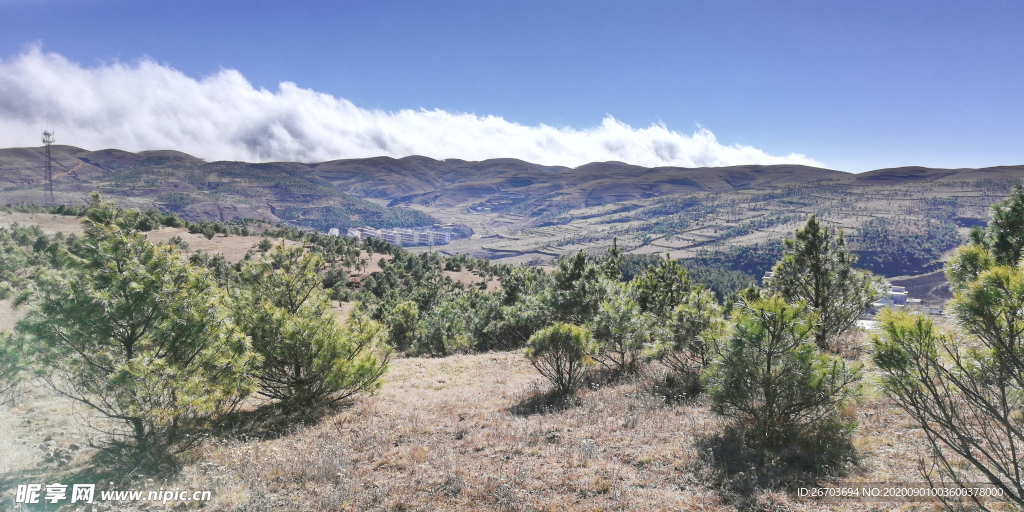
[3,145,1023,305]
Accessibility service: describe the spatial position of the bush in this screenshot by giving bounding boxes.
[0,227,33,299]
[547,251,603,325]
[588,282,666,375]
[650,289,728,393]
[874,277,1024,509]
[706,295,861,448]
[983,184,1024,266]
[413,297,472,356]
[630,257,692,317]
[386,300,419,352]
[769,215,885,349]
[237,245,391,405]
[525,323,596,394]
[16,203,259,454]
[480,294,550,351]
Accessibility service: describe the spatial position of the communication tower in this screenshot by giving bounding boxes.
[41,129,55,205]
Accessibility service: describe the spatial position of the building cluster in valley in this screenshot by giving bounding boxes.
[330,225,454,247]
[762,271,927,317]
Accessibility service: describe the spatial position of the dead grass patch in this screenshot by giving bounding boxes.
[1,330,1002,511]
[146,227,299,262]
[0,212,85,235]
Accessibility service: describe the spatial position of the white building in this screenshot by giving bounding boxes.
[871,285,921,312]
[432,230,452,245]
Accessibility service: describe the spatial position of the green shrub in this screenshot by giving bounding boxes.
[547,251,603,325]
[650,289,728,393]
[413,297,471,356]
[237,245,390,405]
[630,257,692,317]
[480,294,550,351]
[16,203,259,454]
[386,300,419,352]
[983,184,1024,266]
[706,295,861,448]
[525,323,597,394]
[873,272,1024,508]
[0,228,33,299]
[588,282,666,375]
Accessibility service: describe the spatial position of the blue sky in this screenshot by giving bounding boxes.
[1,0,1022,172]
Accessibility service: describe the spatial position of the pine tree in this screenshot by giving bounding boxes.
[875,186,1024,509]
[707,295,861,448]
[630,255,693,318]
[547,251,603,325]
[769,215,884,349]
[526,323,596,394]
[588,280,666,375]
[16,202,258,454]
[236,244,390,405]
[650,288,728,392]
[984,184,1024,266]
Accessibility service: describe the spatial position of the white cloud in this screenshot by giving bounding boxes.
[0,47,823,168]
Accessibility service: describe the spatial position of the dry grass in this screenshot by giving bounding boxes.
[0,300,17,333]
[444,269,500,291]
[145,227,268,262]
[0,334,1009,511]
[157,344,978,512]
[179,353,729,511]
[0,211,85,234]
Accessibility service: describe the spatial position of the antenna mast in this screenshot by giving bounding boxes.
[41,130,55,205]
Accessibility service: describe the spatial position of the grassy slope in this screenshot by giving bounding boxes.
[0,146,436,230]
[2,347,941,512]
[4,147,1023,302]
[0,216,1005,511]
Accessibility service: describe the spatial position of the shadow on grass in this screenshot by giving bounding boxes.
[582,366,627,389]
[508,384,582,417]
[0,400,353,510]
[648,371,703,404]
[695,425,858,510]
[211,399,353,441]
[0,442,181,511]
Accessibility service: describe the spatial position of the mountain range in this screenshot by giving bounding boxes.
[2,144,1023,304]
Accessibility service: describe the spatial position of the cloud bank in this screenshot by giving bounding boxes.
[0,47,822,168]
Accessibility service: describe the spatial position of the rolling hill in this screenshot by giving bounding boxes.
[2,145,1023,304]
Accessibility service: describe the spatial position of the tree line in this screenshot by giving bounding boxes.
[0,197,390,459]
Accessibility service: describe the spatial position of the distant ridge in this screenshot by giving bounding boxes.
[1,144,1021,226]
[3,145,1023,305]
